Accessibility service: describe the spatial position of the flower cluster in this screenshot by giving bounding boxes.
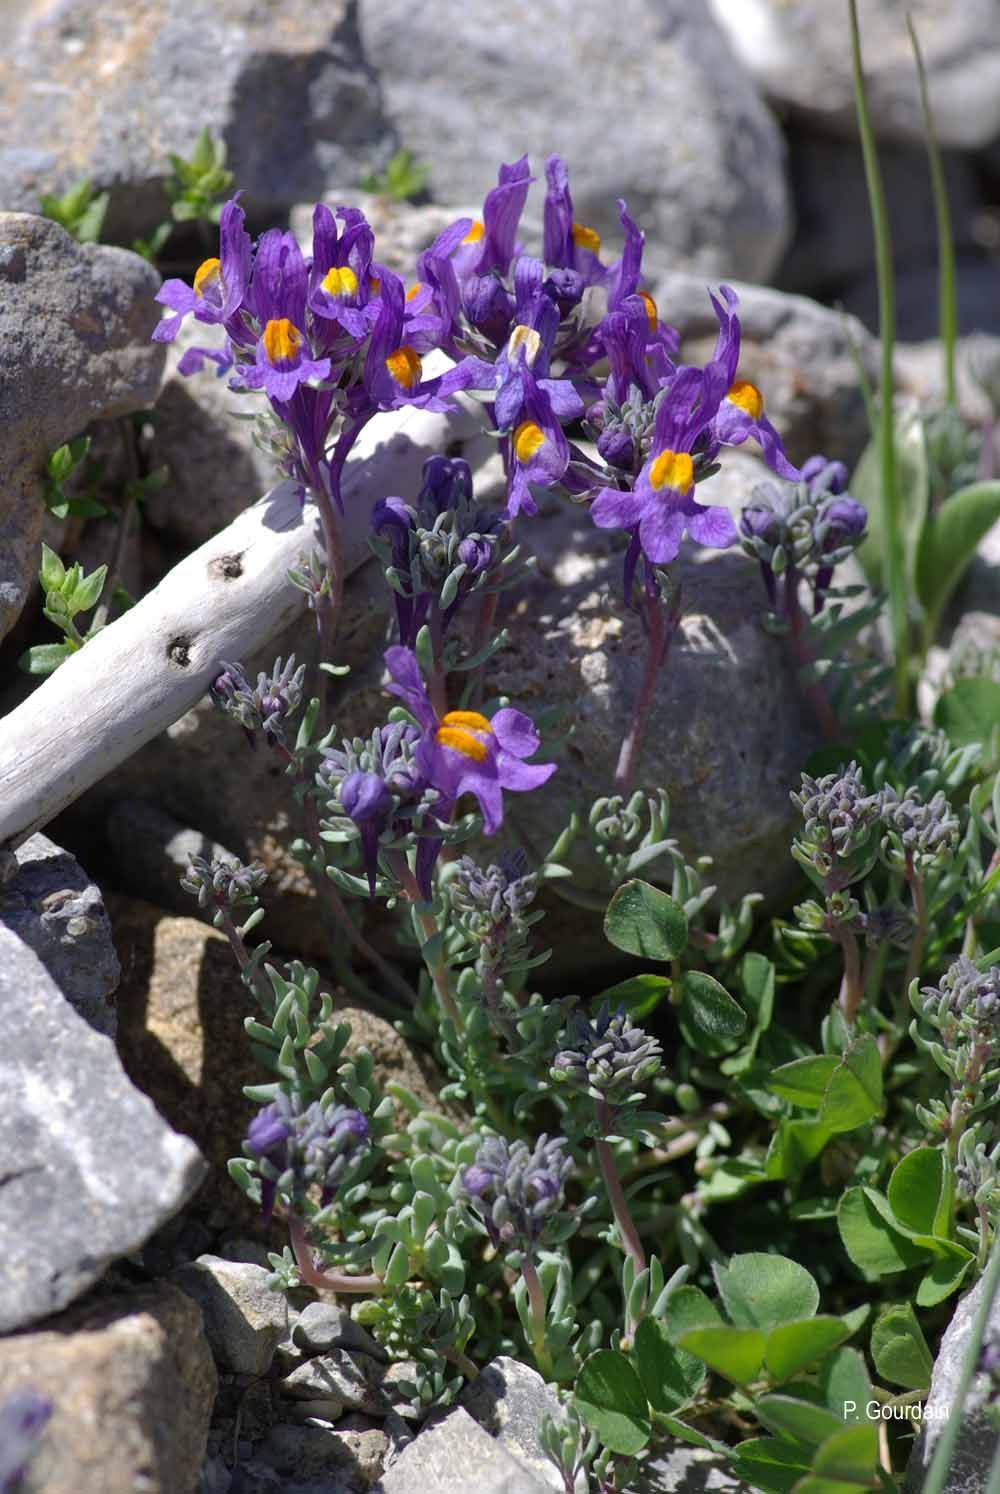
[153,197,471,505]
[552,1004,663,1115]
[180,853,268,913]
[879,785,960,873]
[740,456,867,617]
[370,455,513,648]
[447,850,543,1002]
[210,656,305,749]
[791,762,883,888]
[245,1092,369,1225]
[462,1133,575,1258]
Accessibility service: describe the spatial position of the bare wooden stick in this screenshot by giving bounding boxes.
[0,392,481,850]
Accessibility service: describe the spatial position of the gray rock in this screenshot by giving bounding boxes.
[372,1405,551,1494]
[906,1273,1000,1492]
[0,0,394,242]
[172,1255,290,1377]
[461,1356,574,1493]
[639,1441,743,1492]
[281,1349,388,1416]
[841,256,1000,342]
[707,0,1000,149]
[0,832,119,1036]
[0,929,206,1331]
[0,1283,217,1494]
[291,1300,387,1362]
[360,0,791,284]
[0,212,164,641]
[658,272,878,471]
[254,1419,388,1488]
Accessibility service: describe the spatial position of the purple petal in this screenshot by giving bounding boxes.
[491,707,541,760]
[638,505,686,564]
[590,485,648,531]
[384,645,437,732]
[685,503,738,549]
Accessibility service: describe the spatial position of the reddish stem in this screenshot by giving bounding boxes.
[288,1214,383,1295]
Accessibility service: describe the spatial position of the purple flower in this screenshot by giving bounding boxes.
[590,366,738,564]
[362,272,466,413]
[246,1102,294,1226]
[817,495,868,552]
[341,770,395,895]
[307,203,378,342]
[245,1095,369,1223]
[236,316,332,402]
[704,286,800,480]
[462,1133,574,1255]
[384,646,556,834]
[152,196,252,342]
[543,155,606,288]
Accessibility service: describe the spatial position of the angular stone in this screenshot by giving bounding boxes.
[461,1356,573,1493]
[291,1300,387,1362]
[707,0,1000,149]
[0,1284,217,1494]
[373,1405,551,1494]
[0,832,119,1036]
[254,1418,388,1488]
[360,0,791,284]
[107,898,271,1234]
[0,1,393,241]
[906,1271,1000,1491]
[0,929,206,1332]
[0,213,164,641]
[281,1349,388,1416]
[104,799,242,920]
[172,1255,290,1376]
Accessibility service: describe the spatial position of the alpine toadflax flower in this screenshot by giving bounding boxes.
[384,646,556,833]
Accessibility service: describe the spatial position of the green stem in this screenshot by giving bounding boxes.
[924,1232,1000,1494]
[596,1099,647,1275]
[848,0,907,714]
[521,1256,553,1379]
[385,850,462,1028]
[614,588,672,794]
[908,14,957,411]
[443,1346,480,1382]
[288,1213,383,1295]
[987,1437,1000,1494]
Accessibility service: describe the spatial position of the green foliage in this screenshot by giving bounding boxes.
[19,543,107,676]
[133,127,234,260]
[360,148,430,202]
[43,436,107,519]
[603,878,688,961]
[40,178,109,242]
[574,1350,651,1455]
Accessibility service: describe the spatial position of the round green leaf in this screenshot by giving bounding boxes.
[886,1147,944,1236]
[681,971,747,1040]
[754,1394,845,1449]
[811,1422,879,1482]
[837,1188,928,1277]
[634,1316,704,1412]
[870,1303,933,1390]
[713,1253,819,1331]
[934,678,1000,750]
[765,1317,853,1383]
[603,879,688,961]
[574,1350,651,1456]
[677,1325,766,1385]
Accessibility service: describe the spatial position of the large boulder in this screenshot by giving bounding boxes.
[706,0,1000,149]
[0,213,164,641]
[0,0,394,241]
[0,1284,217,1494]
[0,927,206,1332]
[359,0,792,284]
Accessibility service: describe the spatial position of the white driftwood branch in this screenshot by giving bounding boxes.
[0,390,481,849]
